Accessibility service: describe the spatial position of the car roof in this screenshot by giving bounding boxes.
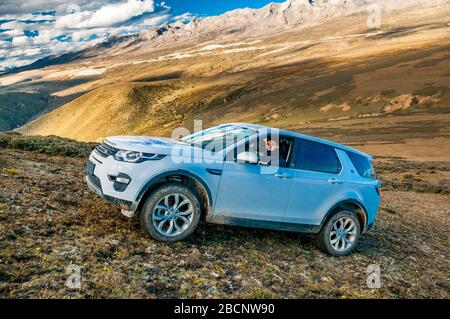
[223,122,372,159]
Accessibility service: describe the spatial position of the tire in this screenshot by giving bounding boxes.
[315,210,360,256]
[140,183,201,243]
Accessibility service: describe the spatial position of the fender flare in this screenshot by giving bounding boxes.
[320,199,368,232]
[135,169,213,209]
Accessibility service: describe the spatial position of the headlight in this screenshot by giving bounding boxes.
[114,150,165,163]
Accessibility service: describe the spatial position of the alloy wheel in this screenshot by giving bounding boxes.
[329,217,357,252]
[152,193,194,237]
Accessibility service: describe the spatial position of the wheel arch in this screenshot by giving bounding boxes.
[135,169,213,219]
[319,199,368,234]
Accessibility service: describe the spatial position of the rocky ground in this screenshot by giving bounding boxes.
[0,138,448,298]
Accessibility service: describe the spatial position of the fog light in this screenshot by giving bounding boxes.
[108,173,131,185]
[115,176,131,184]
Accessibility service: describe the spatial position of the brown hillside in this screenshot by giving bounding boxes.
[14,3,450,141]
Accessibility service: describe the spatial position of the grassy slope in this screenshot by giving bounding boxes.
[0,132,95,157]
[20,43,450,142]
[18,6,450,141]
[20,83,186,141]
[0,77,92,132]
[0,92,50,131]
[0,134,448,298]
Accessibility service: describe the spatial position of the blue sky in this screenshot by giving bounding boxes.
[0,0,285,71]
[165,0,284,16]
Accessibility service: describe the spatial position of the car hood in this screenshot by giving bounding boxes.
[104,136,191,155]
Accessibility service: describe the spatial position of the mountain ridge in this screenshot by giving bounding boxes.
[1,0,449,139]
[2,0,448,75]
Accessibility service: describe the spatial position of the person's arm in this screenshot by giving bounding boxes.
[258,153,270,165]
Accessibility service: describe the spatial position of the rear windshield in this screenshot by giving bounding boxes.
[346,151,376,179]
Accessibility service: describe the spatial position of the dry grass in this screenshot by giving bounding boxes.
[0,137,448,299]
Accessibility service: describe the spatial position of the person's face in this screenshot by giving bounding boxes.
[266,139,278,152]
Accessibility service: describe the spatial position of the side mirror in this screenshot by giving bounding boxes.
[236,151,258,164]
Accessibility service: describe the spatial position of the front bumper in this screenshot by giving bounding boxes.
[86,148,167,207]
[86,174,138,211]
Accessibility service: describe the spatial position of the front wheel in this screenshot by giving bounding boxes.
[315,210,360,256]
[140,183,201,243]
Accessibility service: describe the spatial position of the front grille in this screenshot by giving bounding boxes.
[95,141,118,158]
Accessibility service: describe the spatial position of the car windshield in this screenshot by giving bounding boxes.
[181,125,257,152]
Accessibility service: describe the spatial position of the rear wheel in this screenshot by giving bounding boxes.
[315,210,360,256]
[140,183,201,242]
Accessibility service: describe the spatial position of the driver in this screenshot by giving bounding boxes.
[259,138,286,167]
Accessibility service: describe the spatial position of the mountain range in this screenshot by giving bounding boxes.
[3,0,447,75]
[0,0,449,140]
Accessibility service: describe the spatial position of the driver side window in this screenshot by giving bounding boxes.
[229,135,293,168]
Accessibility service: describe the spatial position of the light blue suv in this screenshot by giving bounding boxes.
[86,123,381,256]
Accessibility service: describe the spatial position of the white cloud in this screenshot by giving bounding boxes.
[11,35,29,45]
[71,27,107,41]
[0,12,56,22]
[0,57,29,70]
[23,47,42,56]
[140,13,171,26]
[55,0,155,29]
[0,0,177,71]
[1,20,25,30]
[2,28,23,37]
[173,12,197,22]
[0,1,111,15]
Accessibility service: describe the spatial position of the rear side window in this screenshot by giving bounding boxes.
[295,139,341,174]
[346,151,376,179]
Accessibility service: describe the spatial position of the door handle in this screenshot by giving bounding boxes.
[328,178,343,184]
[275,173,292,179]
[206,168,222,176]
